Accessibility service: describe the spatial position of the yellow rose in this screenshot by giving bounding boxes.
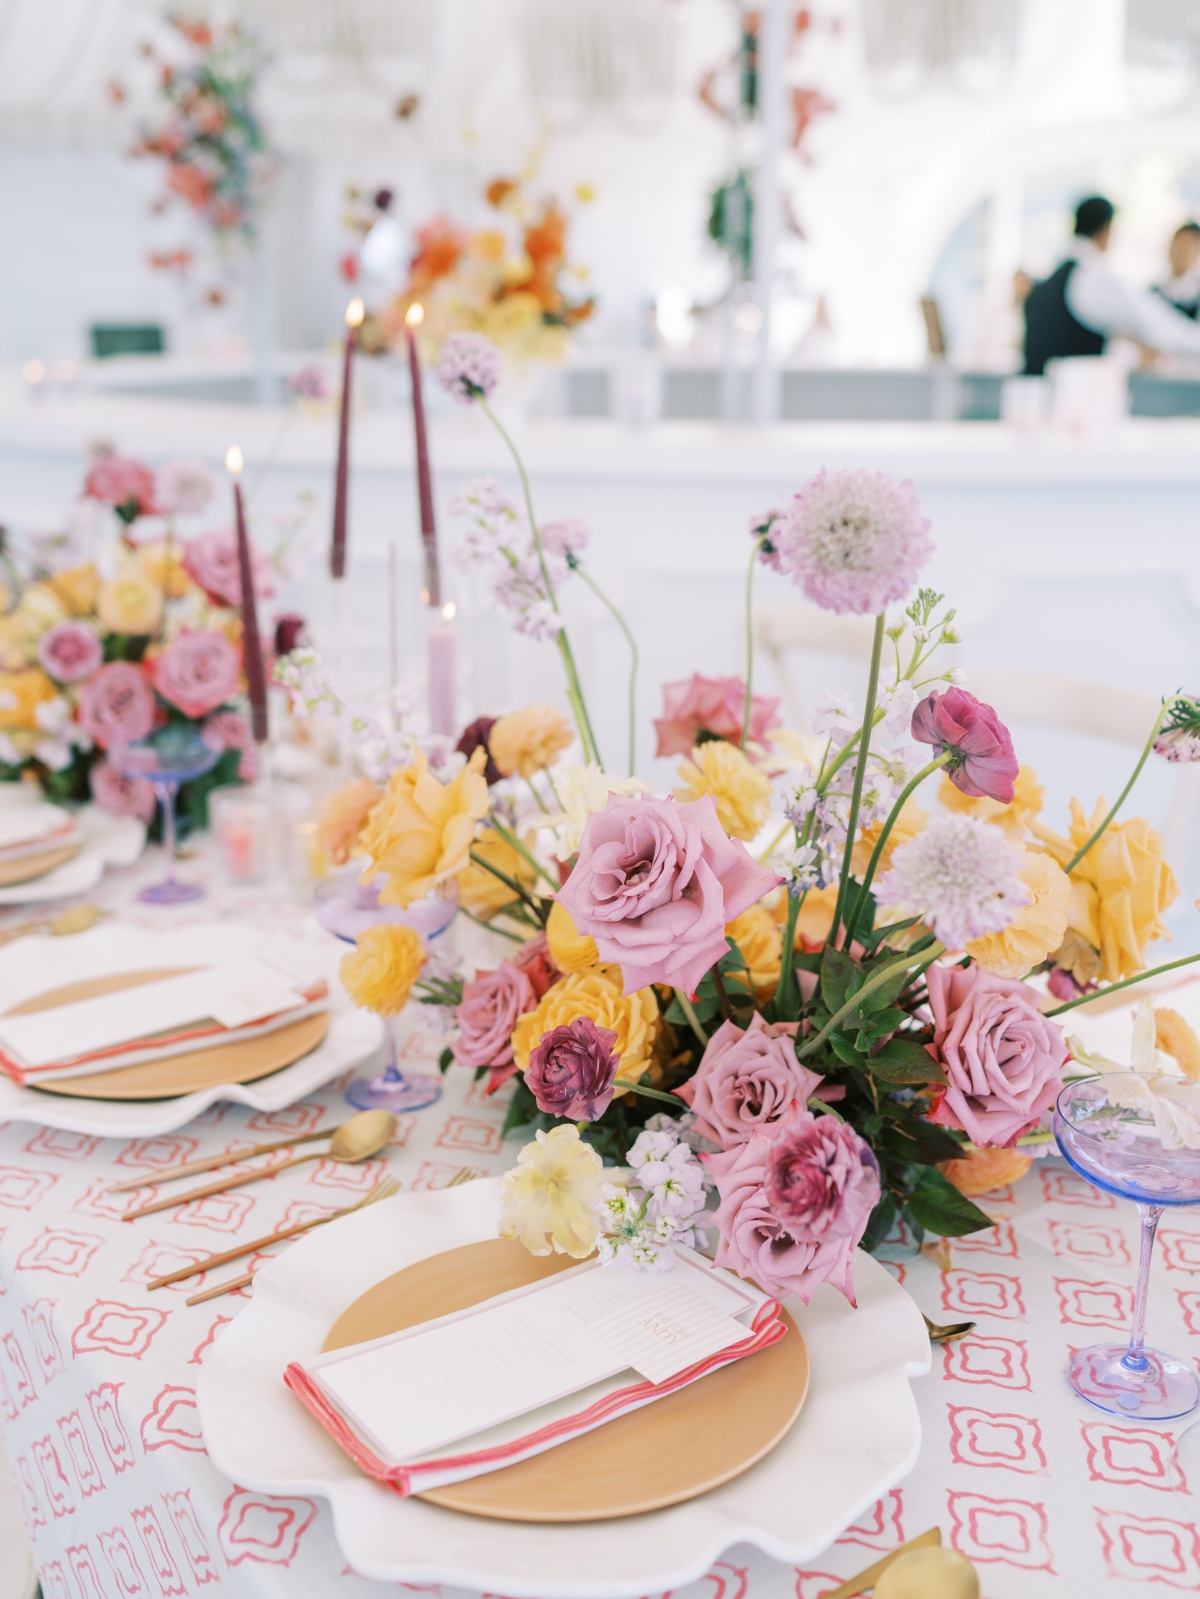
[490,702,574,778]
[675,739,772,842]
[358,747,489,908]
[546,898,599,972]
[0,614,36,670]
[16,584,67,637]
[851,797,930,878]
[1035,798,1180,982]
[512,966,659,1083]
[793,883,839,950]
[0,667,57,732]
[725,903,782,998]
[96,570,163,636]
[940,765,1044,839]
[498,1126,605,1258]
[316,778,381,868]
[965,849,1072,979]
[339,922,424,1017]
[137,542,193,600]
[41,563,98,617]
[457,827,537,919]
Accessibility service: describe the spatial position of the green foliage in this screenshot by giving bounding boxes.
[904,1168,993,1239]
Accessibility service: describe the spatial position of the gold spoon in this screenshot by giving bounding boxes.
[122,1110,397,1220]
[0,903,106,946]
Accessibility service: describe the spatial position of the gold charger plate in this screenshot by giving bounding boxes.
[6,968,330,1100]
[322,1237,808,1523]
[0,838,81,887]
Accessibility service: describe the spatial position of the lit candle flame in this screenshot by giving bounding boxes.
[345,297,365,329]
[405,303,425,328]
[225,445,244,476]
[442,600,456,622]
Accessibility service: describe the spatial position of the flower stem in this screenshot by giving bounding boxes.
[1063,697,1178,874]
[488,819,559,889]
[757,818,791,863]
[468,845,544,917]
[458,906,525,942]
[577,566,638,776]
[831,613,887,949]
[1044,950,1200,1017]
[525,776,550,814]
[742,538,765,752]
[797,941,946,1061]
[617,1080,690,1110]
[844,753,951,939]
[480,399,601,765]
[770,882,804,1016]
[673,989,709,1046]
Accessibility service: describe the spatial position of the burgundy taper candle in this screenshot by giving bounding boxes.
[227,446,269,745]
[405,302,441,608]
[330,297,364,581]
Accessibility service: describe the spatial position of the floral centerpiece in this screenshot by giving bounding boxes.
[295,334,1200,1310]
[0,449,274,830]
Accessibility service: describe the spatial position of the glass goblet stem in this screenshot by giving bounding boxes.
[156,780,179,884]
[1124,1202,1163,1374]
[374,1014,403,1090]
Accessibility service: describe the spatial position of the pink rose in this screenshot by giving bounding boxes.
[654,673,781,758]
[89,757,155,821]
[925,963,1069,1148]
[204,709,256,781]
[150,630,240,718]
[182,529,275,609]
[38,621,102,684]
[453,961,538,1091]
[708,1103,880,1305]
[84,456,158,517]
[508,931,559,999]
[677,1012,824,1149]
[912,687,1018,804]
[557,792,778,996]
[78,662,156,750]
[526,1017,619,1122]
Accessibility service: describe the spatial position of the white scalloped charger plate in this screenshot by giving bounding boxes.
[197,1178,931,1599]
[0,797,145,904]
[0,922,382,1135]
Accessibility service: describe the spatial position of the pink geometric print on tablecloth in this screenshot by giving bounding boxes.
[941,1270,1026,1320]
[0,1165,58,1207]
[97,1524,150,1598]
[1053,1277,1134,1328]
[834,1490,904,1549]
[23,1128,101,1160]
[113,1137,200,1174]
[1046,1219,1132,1266]
[140,1384,205,1453]
[947,1406,1047,1473]
[1178,1290,1200,1336]
[132,1502,189,1595]
[72,1301,169,1359]
[946,1490,1054,1571]
[1081,1423,1184,1492]
[942,1335,1032,1391]
[16,1228,104,1275]
[86,1382,137,1474]
[951,1219,1019,1257]
[58,1408,106,1497]
[162,1488,220,1586]
[1040,1167,1116,1208]
[1095,1509,1200,1588]
[218,1487,318,1566]
[1156,1229,1200,1274]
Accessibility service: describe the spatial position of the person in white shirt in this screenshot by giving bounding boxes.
[1022,195,1200,375]
[1157,221,1200,320]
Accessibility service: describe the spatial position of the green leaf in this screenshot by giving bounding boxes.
[665,991,719,1027]
[906,1169,993,1237]
[820,946,859,1014]
[828,1033,867,1067]
[849,886,877,945]
[438,1046,454,1075]
[890,1119,965,1164]
[858,963,915,1012]
[869,1037,944,1084]
[860,1191,897,1253]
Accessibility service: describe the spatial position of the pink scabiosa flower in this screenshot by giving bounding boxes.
[653,673,781,758]
[708,1103,880,1305]
[1154,694,1200,764]
[155,459,216,517]
[37,621,102,685]
[775,468,933,615]
[437,332,502,403]
[912,686,1018,803]
[526,1016,620,1122]
[876,814,1029,951]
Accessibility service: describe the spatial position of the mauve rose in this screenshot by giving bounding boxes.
[677,1012,824,1149]
[456,715,502,784]
[708,1103,880,1305]
[654,673,781,758]
[453,961,538,1090]
[204,709,256,781]
[556,791,778,997]
[78,662,156,750]
[925,963,1069,1148]
[182,529,275,609]
[38,621,102,684]
[89,757,155,821]
[508,931,559,999]
[912,686,1018,804]
[84,456,157,518]
[526,1016,619,1122]
[150,630,240,718]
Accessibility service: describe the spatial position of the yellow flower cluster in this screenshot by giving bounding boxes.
[358,748,489,908]
[939,765,1044,839]
[489,702,573,778]
[339,923,424,1017]
[965,848,1072,980]
[0,668,57,732]
[675,739,772,841]
[725,903,783,998]
[512,965,659,1084]
[457,827,537,919]
[97,571,163,636]
[545,899,598,971]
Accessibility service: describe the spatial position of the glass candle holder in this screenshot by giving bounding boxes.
[209,785,273,883]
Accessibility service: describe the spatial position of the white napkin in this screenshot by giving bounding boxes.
[0,804,75,854]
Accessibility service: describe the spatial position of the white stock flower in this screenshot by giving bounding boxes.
[812,692,857,748]
[548,762,652,860]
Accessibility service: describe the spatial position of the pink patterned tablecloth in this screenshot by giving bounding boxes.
[0,843,1198,1597]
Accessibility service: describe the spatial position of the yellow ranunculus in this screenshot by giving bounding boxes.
[851,797,930,879]
[490,702,574,779]
[940,764,1044,839]
[42,563,99,617]
[0,667,57,732]
[358,748,489,908]
[137,542,192,600]
[339,922,424,1017]
[546,898,599,972]
[512,966,659,1083]
[316,778,381,868]
[482,291,543,345]
[0,614,37,670]
[96,570,163,636]
[498,1125,605,1258]
[675,739,772,842]
[939,1147,1033,1197]
[1035,798,1180,982]
[457,827,537,919]
[16,584,67,636]
[725,903,782,998]
[966,849,1072,980]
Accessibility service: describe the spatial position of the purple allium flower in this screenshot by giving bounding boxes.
[876,814,1029,951]
[1154,693,1200,764]
[437,332,502,403]
[775,468,933,615]
[526,1016,620,1122]
[912,686,1018,803]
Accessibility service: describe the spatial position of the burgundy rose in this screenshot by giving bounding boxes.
[508,931,559,999]
[273,614,307,657]
[453,961,538,1092]
[38,621,102,684]
[677,1012,824,1149]
[89,757,155,822]
[708,1103,880,1306]
[925,962,1069,1148]
[526,1016,619,1122]
[654,673,781,758]
[78,661,156,750]
[911,686,1018,804]
[556,791,778,997]
[182,529,275,609]
[150,629,240,718]
[456,716,502,784]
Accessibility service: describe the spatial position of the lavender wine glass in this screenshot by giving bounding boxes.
[114,726,222,906]
[315,868,455,1114]
[1053,1072,1200,1420]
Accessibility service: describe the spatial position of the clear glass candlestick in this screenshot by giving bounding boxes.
[1053,1073,1200,1420]
[114,726,223,905]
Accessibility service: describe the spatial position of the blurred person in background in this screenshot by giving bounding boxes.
[1157,221,1200,320]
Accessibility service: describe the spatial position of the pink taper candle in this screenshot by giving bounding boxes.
[227,446,269,745]
[427,601,457,738]
[330,297,365,581]
[404,302,440,608]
